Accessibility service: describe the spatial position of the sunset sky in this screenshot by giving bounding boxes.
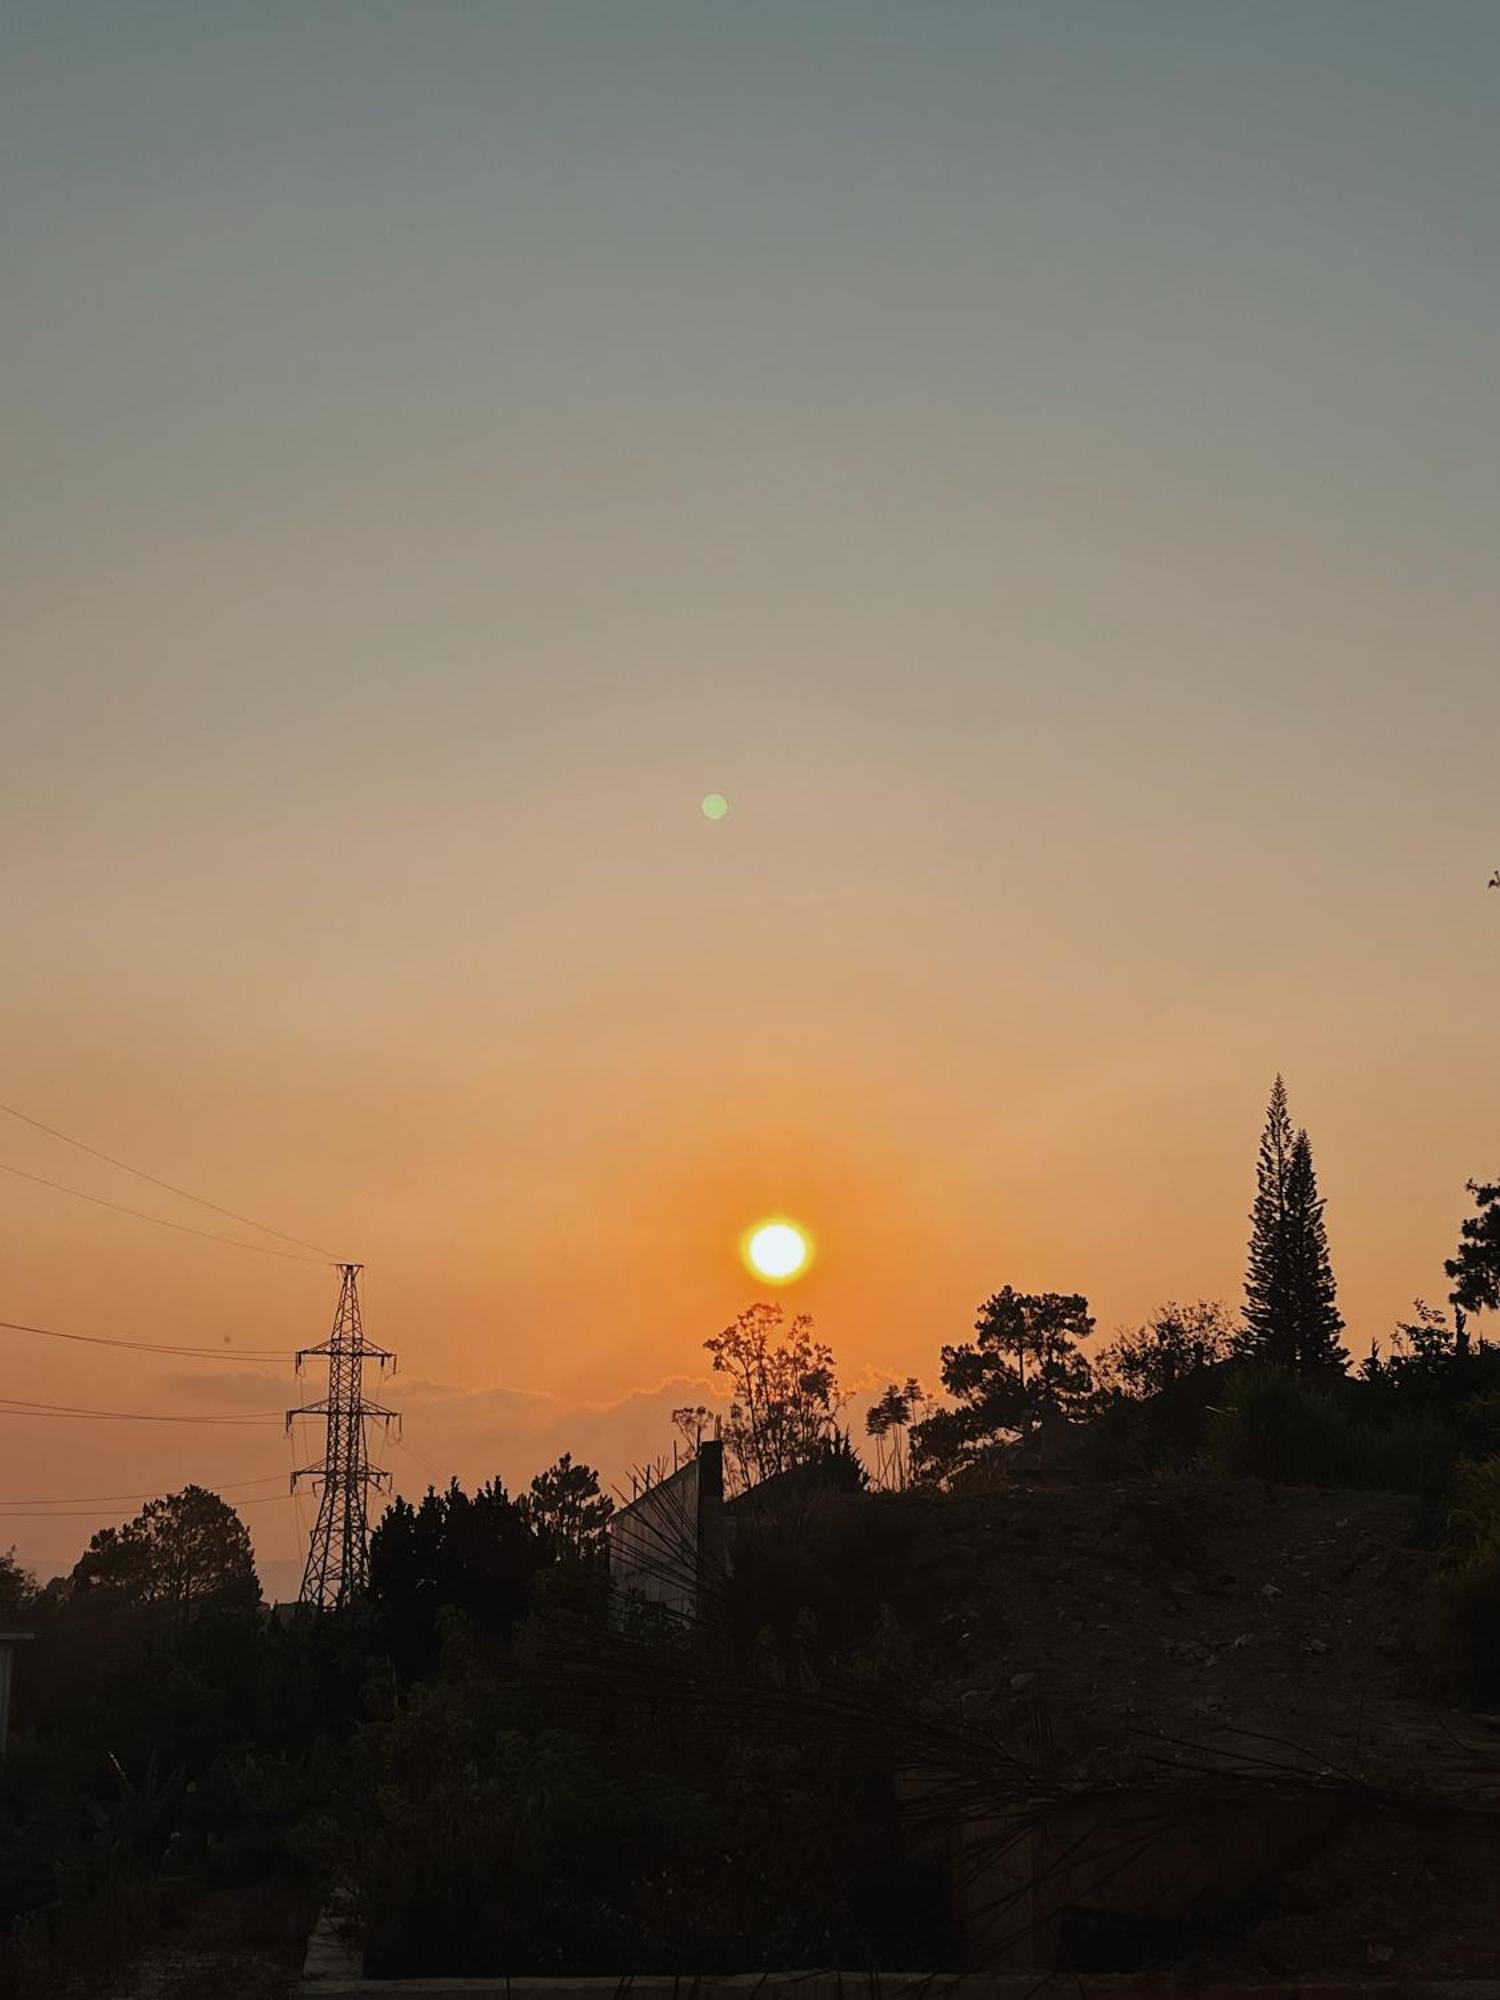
[4,3,1498,1597]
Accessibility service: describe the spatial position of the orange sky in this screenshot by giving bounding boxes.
[4,6,1499,1596]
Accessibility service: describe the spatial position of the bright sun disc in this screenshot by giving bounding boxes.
[745,1220,810,1283]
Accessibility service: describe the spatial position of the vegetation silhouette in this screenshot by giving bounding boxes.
[700,1302,846,1494]
[1242,1076,1348,1374]
[11,1077,1500,1985]
[71,1484,259,1624]
[909,1288,1095,1483]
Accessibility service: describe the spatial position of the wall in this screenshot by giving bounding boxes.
[607,1440,724,1620]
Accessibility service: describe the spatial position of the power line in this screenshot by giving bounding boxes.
[0,1099,337,1258]
[392,1432,447,1487]
[0,1492,295,1519]
[0,1159,327,1264]
[0,1396,283,1424]
[0,1315,292,1361]
[0,1475,286,1507]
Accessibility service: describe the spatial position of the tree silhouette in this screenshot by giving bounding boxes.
[1093,1300,1238,1401]
[0,1547,34,1624]
[1447,1180,1500,1320]
[1283,1130,1347,1369]
[1360,1299,1480,1397]
[370,1476,540,1667]
[1242,1077,1347,1373]
[71,1486,259,1621]
[864,1379,926,1490]
[910,1288,1094,1482]
[703,1302,844,1493]
[517,1453,613,1561]
[669,1404,715,1459]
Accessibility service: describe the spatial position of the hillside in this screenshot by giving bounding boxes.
[811,1477,1433,1781]
[730,1474,1500,1977]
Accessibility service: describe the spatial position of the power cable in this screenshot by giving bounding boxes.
[0,1492,295,1519]
[0,1315,292,1361]
[0,1099,337,1258]
[392,1432,447,1487]
[0,1475,286,1507]
[0,1396,283,1424]
[0,1159,327,1264]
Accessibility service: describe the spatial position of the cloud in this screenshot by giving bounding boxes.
[165,1370,292,1408]
[367,1372,731,1503]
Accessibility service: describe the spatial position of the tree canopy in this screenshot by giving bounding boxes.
[1093,1301,1239,1402]
[70,1485,259,1619]
[910,1287,1095,1483]
[1447,1180,1500,1319]
[0,1547,35,1626]
[517,1452,614,1561]
[369,1476,539,1665]
[703,1302,845,1493]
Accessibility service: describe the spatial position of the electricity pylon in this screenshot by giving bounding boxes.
[287,1262,398,1610]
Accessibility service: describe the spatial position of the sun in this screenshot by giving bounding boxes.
[744,1219,811,1284]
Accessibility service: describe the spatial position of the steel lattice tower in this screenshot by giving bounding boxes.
[288,1263,398,1610]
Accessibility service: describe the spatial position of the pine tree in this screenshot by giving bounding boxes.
[1244,1076,1297,1365]
[1242,1077,1347,1373]
[1283,1128,1347,1371]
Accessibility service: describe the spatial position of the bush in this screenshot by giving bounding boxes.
[337,1614,956,1976]
[1436,1456,1500,1701]
[1202,1366,1457,1495]
[1082,1360,1238,1478]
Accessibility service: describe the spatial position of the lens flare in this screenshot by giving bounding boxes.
[701,793,729,821]
[744,1220,811,1283]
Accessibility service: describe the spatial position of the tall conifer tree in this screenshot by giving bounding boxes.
[1243,1077,1347,1372]
[1283,1128,1347,1371]
[1244,1076,1296,1364]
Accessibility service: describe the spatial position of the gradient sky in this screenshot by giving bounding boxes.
[4,3,1499,1596]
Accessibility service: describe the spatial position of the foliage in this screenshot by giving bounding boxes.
[865,1378,927,1490]
[369,1476,540,1671]
[669,1402,717,1458]
[1359,1301,1498,1404]
[1435,1456,1500,1702]
[1093,1301,1239,1402]
[340,1619,954,1977]
[1242,1078,1347,1373]
[909,1288,1094,1484]
[516,1453,613,1561]
[1390,1299,1465,1365]
[70,1485,260,1621]
[0,1499,343,1993]
[1446,1179,1500,1318]
[0,1545,36,1624]
[1203,1366,1455,1494]
[703,1303,845,1494]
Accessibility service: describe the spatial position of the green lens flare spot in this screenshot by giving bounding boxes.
[701,793,729,821]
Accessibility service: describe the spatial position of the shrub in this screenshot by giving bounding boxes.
[1202,1366,1456,1495]
[1436,1456,1500,1701]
